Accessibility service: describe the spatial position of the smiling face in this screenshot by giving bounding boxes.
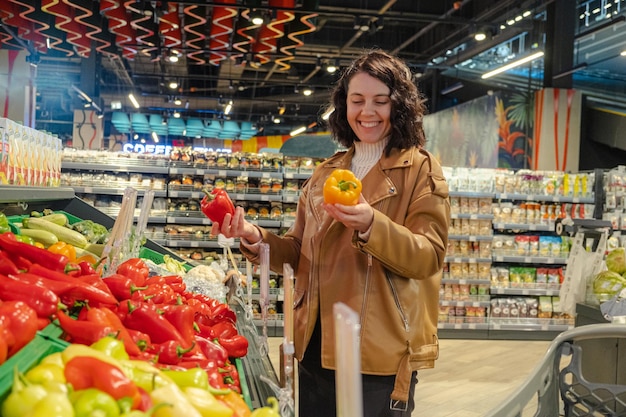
[346,72,392,144]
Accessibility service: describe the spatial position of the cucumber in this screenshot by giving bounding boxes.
[23,217,88,248]
[39,212,68,226]
[84,243,105,257]
[74,246,101,261]
[19,228,59,247]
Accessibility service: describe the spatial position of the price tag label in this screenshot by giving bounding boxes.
[261,195,270,201]
[170,168,179,174]
[196,169,205,175]
[83,187,93,194]
[454,324,462,329]
[235,194,245,200]
[495,256,504,262]
[529,224,537,231]
[218,170,227,176]
[202,218,211,225]
[527,195,535,201]
[190,241,200,247]
[262,172,270,178]
[191,192,201,199]
[524,257,532,263]
[170,191,179,198]
[468,323,476,330]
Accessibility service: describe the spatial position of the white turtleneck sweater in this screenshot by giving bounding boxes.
[351,138,388,180]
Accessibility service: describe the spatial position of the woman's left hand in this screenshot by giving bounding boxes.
[323,194,374,233]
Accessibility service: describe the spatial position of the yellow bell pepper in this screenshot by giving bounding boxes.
[47,241,77,262]
[183,387,234,417]
[151,384,202,417]
[323,169,362,205]
[118,360,174,393]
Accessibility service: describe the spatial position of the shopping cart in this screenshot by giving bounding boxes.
[485,323,626,417]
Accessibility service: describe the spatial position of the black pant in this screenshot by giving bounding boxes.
[298,320,417,417]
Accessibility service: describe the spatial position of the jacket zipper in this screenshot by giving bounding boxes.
[360,253,373,321]
[386,270,410,333]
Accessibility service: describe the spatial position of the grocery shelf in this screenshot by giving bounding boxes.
[492,222,553,231]
[0,185,75,203]
[62,160,170,174]
[490,287,562,296]
[494,192,595,204]
[492,255,568,264]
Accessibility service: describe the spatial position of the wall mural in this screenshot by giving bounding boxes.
[424,91,534,169]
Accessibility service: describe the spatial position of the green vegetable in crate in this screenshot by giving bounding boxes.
[23,217,88,248]
[592,270,626,301]
[19,228,59,247]
[606,247,626,275]
[71,219,110,244]
[0,213,10,233]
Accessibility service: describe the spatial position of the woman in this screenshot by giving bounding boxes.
[213,49,450,416]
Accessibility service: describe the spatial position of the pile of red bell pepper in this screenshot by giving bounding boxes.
[0,231,249,393]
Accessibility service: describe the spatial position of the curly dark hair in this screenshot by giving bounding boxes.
[325,49,427,156]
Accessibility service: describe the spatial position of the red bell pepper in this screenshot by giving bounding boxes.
[0,252,19,275]
[131,283,177,305]
[218,334,249,358]
[0,274,60,318]
[159,304,197,348]
[116,258,149,287]
[0,300,38,356]
[0,232,69,271]
[64,355,141,407]
[86,307,142,356]
[126,328,152,352]
[154,340,196,365]
[122,301,187,345]
[56,309,114,345]
[103,274,147,301]
[194,335,229,367]
[27,264,117,306]
[207,320,239,340]
[201,188,235,224]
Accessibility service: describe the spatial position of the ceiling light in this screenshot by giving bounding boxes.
[174,98,182,105]
[277,102,286,115]
[326,59,338,74]
[440,82,464,95]
[273,116,281,124]
[290,125,306,136]
[474,32,487,41]
[481,51,544,79]
[249,9,266,25]
[168,81,178,90]
[302,87,314,96]
[224,100,233,115]
[321,106,334,121]
[151,131,159,142]
[173,111,181,118]
[111,100,122,110]
[621,50,626,56]
[128,93,141,109]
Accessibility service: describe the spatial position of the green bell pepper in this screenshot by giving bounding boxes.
[71,388,121,417]
[250,397,280,417]
[0,213,10,234]
[91,336,130,361]
[162,368,209,390]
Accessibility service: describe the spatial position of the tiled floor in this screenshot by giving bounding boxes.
[267,337,551,416]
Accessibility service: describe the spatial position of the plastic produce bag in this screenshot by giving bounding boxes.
[560,230,608,316]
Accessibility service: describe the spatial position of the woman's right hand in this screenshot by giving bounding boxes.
[211,206,261,243]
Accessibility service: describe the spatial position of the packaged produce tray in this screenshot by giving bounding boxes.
[0,334,69,402]
[138,246,193,272]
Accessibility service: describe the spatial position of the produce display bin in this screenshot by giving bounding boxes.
[0,185,281,410]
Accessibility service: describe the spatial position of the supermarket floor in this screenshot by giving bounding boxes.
[268,337,551,417]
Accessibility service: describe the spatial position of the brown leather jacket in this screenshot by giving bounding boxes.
[241,145,450,403]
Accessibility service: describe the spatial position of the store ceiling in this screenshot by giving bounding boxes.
[1,0,626,139]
